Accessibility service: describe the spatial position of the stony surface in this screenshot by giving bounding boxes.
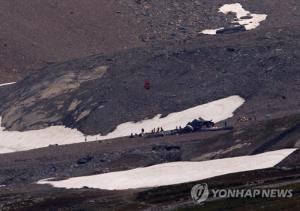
[0,114,299,186]
[0,0,299,210]
[1,27,299,134]
[0,0,299,134]
[1,0,299,83]
[0,114,300,210]
[0,0,144,83]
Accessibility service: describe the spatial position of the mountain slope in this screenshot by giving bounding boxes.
[0,0,144,82]
[1,26,299,134]
[1,0,299,83]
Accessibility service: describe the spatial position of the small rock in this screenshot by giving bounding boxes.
[216,25,246,34]
[77,155,94,165]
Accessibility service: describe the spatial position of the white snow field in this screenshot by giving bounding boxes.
[0,95,244,153]
[97,95,244,139]
[37,149,297,190]
[201,3,267,35]
[0,82,16,87]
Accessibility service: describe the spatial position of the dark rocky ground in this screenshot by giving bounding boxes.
[0,112,298,186]
[0,0,299,210]
[0,113,299,210]
[1,26,299,134]
[1,158,300,211]
[0,0,299,135]
[0,0,144,83]
[0,0,298,82]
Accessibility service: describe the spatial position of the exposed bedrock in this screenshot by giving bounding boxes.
[1,65,108,131]
[0,28,299,135]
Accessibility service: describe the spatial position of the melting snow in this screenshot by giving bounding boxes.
[201,28,224,35]
[0,82,16,87]
[201,3,267,35]
[99,95,244,140]
[37,149,297,190]
[0,95,244,154]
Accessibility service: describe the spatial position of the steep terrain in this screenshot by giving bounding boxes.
[0,0,299,210]
[1,27,299,135]
[0,114,300,210]
[0,0,144,83]
[1,0,299,83]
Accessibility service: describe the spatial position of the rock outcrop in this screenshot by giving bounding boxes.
[1,27,299,135]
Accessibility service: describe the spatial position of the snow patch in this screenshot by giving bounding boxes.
[37,149,297,190]
[201,3,267,35]
[201,28,224,35]
[0,95,244,154]
[100,95,244,140]
[0,82,16,87]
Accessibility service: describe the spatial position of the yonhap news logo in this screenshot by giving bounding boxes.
[191,183,293,204]
[191,183,209,204]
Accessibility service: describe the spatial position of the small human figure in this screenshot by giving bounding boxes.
[224,121,227,127]
[156,127,160,133]
[130,133,134,138]
[141,128,145,134]
[160,127,164,132]
[84,136,87,142]
[144,80,150,90]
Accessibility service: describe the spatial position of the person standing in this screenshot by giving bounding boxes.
[141,128,145,136]
[144,80,150,90]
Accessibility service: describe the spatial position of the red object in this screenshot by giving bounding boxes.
[144,80,150,90]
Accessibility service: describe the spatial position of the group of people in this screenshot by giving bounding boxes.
[150,127,164,133]
[129,119,221,138]
[130,127,165,138]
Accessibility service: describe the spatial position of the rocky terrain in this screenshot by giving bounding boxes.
[0,0,299,134]
[0,114,300,210]
[0,0,144,83]
[0,113,299,185]
[0,27,299,135]
[0,0,299,210]
[1,0,298,82]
